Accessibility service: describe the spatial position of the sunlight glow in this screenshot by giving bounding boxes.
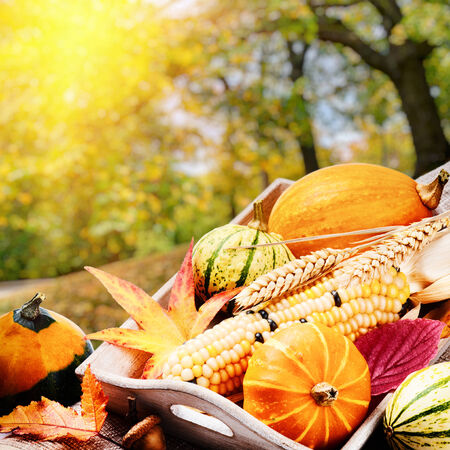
[0,0,164,126]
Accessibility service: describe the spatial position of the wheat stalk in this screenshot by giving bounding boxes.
[233,213,449,312]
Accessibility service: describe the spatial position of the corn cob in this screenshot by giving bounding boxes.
[161,265,409,395]
[160,215,448,396]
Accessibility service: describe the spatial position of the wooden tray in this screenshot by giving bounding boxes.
[76,178,449,450]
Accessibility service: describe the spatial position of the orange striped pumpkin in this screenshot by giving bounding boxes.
[268,163,447,257]
[243,323,371,449]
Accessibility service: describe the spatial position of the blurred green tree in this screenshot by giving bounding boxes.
[1,0,448,281]
[168,0,448,176]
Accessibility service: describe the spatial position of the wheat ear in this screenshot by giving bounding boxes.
[233,247,356,312]
[333,215,449,287]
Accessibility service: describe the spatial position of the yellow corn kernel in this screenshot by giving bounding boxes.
[219,369,229,383]
[389,266,399,278]
[361,283,372,298]
[371,279,381,295]
[336,322,346,335]
[393,299,402,313]
[171,364,182,377]
[387,284,399,298]
[181,368,194,381]
[241,339,251,355]
[287,295,298,306]
[197,376,210,388]
[350,299,360,315]
[299,291,309,302]
[206,358,219,372]
[202,364,213,379]
[342,302,353,318]
[229,349,240,363]
[382,271,394,285]
[324,311,335,327]
[180,355,193,369]
[349,317,358,332]
[386,299,393,312]
[347,286,356,300]
[337,288,349,303]
[399,287,410,304]
[199,348,210,361]
[192,365,202,378]
[225,364,236,378]
[354,285,363,298]
[191,351,204,366]
[220,350,231,365]
[216,355,226,369]
[311,285,322,298]
[232,376,241,389]
[210,372,221,385]
[311,312,324,325]
[177,349,188,361]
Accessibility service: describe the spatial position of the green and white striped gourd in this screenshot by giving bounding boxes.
[383,361,450,449]
[193,201,294,302]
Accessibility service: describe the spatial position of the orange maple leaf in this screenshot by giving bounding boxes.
[85,240,241,379]
[0,366,108,441]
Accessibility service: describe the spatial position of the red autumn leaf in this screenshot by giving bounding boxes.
[85,241,234,378]
[355,319,445,396]
[167,239,201,340]
[0,366,107,441]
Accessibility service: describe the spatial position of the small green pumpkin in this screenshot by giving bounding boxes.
[0,293,93,415]
[383,362,450,449]
[193,201,294,302]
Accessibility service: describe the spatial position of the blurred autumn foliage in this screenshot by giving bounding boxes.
[0,0,448,281]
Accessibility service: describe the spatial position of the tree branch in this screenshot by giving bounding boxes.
[287,41,310,81]
[309,0,363,8]
[316,16,389,73]
[369,0,403,35]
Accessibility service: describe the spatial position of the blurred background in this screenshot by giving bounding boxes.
[0,0,449,333]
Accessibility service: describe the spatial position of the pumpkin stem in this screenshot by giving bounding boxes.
[20,292,46,321]
[247,200,268,232]
[310,382,338,407]
[416,169,449,210]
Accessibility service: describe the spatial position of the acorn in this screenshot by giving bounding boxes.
[122,415,166,450]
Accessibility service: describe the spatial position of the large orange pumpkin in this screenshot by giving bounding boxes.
[243,322,370,449]
[268,163,448,257]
